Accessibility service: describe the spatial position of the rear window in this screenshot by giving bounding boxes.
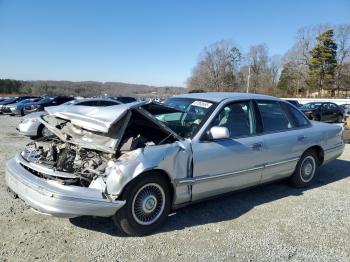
[257,100,295,132]
[285,104,309,127]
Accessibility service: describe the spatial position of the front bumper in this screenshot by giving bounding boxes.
[5,156,125,218]
[1,107,14,114]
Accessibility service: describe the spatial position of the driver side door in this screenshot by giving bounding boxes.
[191,100,265,201]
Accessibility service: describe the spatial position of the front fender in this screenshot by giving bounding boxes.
[105,141,192,197]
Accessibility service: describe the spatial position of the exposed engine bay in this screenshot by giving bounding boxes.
[22,138,112,186]
[20,106,179,187]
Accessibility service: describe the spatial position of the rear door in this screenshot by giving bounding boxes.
[328,103,340,121]
[320,103,332,122]
[256,100,310,183]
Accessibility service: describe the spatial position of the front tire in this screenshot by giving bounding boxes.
[113,173,171,236]
[290,149,319,188]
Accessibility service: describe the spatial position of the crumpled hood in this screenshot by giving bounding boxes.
[45,101,145,133]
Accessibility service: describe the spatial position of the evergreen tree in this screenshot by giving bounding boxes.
[277,62,298,96]
[308,29,338,96]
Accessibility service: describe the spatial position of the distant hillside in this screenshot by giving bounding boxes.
[0,79,185,98]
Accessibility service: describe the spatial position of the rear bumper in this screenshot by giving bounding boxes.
[323,143,345,164]
[5,156,125,218]
[1,107,14,114]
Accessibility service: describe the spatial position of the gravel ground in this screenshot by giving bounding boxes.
[0,115,349,262]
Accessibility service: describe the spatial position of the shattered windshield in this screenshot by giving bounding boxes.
[154,98,216,138]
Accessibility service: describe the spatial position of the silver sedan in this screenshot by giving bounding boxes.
[6,93,344,236]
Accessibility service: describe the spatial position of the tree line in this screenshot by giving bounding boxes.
[0,79,183,98]
[187,24,350,98]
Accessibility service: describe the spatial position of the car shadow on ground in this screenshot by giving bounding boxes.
[69,158,350,237]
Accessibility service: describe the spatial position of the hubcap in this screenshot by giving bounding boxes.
[300,156,316,182]
[132,183,165,226]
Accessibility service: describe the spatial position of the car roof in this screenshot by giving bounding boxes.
[172,92,279,103]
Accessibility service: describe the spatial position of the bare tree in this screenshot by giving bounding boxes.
[187,40,242,91]
[246,44,271,93]
[335,24,350,95]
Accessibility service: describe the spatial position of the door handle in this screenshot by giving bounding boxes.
[297,135,307,141]
[251,142,263,151]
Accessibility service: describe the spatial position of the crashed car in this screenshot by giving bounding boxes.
[6,93,344,236]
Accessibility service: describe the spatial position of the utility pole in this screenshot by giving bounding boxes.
[246,66,251,93]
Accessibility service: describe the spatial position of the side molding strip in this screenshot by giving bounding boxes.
[175,157,299,186]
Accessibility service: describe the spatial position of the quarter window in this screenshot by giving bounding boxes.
[257,100,295,132]
[286,104,309,127]
[211,101,256,138]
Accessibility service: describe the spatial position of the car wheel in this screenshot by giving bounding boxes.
[311,114,320,121]
[20,109,25,116]
[113,173,171,236]
[37,124,52,138]
[290,149,319,188]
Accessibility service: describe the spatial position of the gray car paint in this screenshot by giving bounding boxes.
[6,93,345,218]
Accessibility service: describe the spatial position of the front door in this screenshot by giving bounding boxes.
[191,100,265,201]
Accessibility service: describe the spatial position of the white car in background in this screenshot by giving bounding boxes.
[17,98,121,138]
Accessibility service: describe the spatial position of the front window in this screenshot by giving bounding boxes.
[154,98,216,138]
[302,102,322,109]
[211,101,256,138]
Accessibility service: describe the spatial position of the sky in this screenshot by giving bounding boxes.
[0,0,349,87]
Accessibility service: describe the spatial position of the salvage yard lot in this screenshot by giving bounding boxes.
[0,115,349,261]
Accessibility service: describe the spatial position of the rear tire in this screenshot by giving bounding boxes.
[20,109,25,116]
[112,173,171,236]
[290,149,319,188]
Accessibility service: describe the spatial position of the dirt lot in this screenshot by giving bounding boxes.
[0,115,349,262]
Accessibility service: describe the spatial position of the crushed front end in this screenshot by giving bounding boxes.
[6,102,183,218]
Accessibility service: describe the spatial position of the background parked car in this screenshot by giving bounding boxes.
[300,102,344,123]
[2,97,42,116]
[286,99,302,107]
[0,96,38,114]
[340,104,350,119]
[17,98,121,138]
[23,96,74,115]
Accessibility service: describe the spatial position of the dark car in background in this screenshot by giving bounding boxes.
[300,102,344,123]
[23,96,75,115]
[340,104,350,119]
[0,96,38,114]
[286,100,302,108]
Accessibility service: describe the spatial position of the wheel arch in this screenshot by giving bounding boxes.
[119,169,175,205]
[305,145,324,165]
[37,123,45,136]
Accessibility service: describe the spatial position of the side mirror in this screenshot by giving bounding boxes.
[208,126,230,140]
